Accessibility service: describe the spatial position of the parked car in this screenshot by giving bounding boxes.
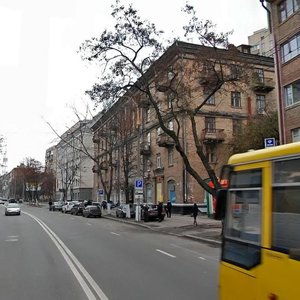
[50,201,63,211]
[141,204,165,222]
[62,201,79,213]
[5,203,21,216]
[0,198,5,204]
[70,202,86,215]
[116,204,135,218]
[82,205,102,218]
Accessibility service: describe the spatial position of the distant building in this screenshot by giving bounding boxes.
[248,28,274,57]
[46,120,94,201]
[265,0,300,143]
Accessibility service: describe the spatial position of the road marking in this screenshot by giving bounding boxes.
[110,232,120,236]
[86,223,92,226]
[198,256,207,260]
[23,212,109,300]
[7,235,19,238]
[156,249,176,258]
[5,239,18,242]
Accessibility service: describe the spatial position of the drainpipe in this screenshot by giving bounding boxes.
[260,0,285,144]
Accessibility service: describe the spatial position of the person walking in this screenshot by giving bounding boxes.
[166,201,172,218]
[48,200,53,211]
[157,202,163,222]
[192,203,198,226]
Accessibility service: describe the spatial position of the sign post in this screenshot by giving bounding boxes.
[134,178,143,221]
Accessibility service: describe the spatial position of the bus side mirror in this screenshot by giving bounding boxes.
[215,189,227,220]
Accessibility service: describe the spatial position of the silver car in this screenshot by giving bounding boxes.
[5,203,21,216]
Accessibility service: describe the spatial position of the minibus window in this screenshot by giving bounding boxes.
[272,158,300,257]
[222,169,262,269]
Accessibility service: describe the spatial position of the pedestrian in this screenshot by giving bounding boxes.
[192,203,198,226]
[157,201,163,222]
[48,199,53,211]
[166,200,172,218]
[143,203,149,222]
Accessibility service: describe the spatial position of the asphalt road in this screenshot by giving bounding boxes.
[0,203,220,300]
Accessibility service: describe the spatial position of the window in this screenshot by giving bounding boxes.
[281,33,300,63]
[292,128,300,142]
[205,145,216,163]
[145,108,150,122]
[231,92,241,108]
[205,94,215,105]
[255,68,264,83]
[157,127,162,136]
[232,119,242,135]
[156,154,161,169]
[284,80,300,107]
[223,169,262,269]
[168,148,174,166]
[272,158,300,258]
[168,92,175,108]
[278,0,300,23]
[256,95,266,114]
[205,117,216,133]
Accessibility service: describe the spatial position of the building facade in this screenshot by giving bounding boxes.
[248,28,274,57]
[266,0,300,143]
[47,120,94,201]
[92,41,276,205]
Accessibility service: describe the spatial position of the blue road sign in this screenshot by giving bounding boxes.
[99,189,104,196]
[264,137,276,148]
[135,178,143,190]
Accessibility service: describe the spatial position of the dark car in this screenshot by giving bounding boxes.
[116,204,135,218]
[82,205,102,218]
[70,202,85,215]
[141,204,165,222]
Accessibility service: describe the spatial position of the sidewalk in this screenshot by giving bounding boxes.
[102,209,222,246]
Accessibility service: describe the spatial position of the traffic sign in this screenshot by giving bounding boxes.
[99,189,104,196]
[135,178,143,190]
[264,137,276,148]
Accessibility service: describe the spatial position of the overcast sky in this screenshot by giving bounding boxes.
[0,0,268,172]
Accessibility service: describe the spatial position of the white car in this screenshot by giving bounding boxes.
[62,201,79,213]
[5,203,21,216]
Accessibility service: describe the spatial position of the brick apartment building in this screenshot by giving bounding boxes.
[265,0,300,143]
[92,41,276,205]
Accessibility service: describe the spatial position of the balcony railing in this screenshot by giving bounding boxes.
[201,128,225,143]
[140,142,151,155]
[251,77,274,93]
[156,133,175,147]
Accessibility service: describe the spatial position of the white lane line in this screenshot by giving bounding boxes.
[86,223,92,226]
[110,232,120,236]
[156,249,176,258]
[7,235,19,238]
[198,256,207,261]
[5,239,18,242]
[23,211,109,300]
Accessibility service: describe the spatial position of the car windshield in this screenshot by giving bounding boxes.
[7,203,19,208]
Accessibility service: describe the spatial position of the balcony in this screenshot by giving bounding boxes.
[251,77,274,93]
[156,133,175,147]
[92,134,100,144]
[201,129,225,144]
[140,142,151,155]
[92,161,108,173]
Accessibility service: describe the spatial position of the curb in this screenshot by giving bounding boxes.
[102,214,221,246]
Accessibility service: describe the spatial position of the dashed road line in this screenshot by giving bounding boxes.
[110,232,120,236]
[156,249,176,258]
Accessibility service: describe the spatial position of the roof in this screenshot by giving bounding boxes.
[228,142,300,165]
